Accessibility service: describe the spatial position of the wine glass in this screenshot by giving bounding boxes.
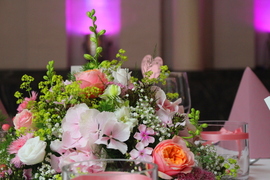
[62,159,158,180]
[158,72,191,113]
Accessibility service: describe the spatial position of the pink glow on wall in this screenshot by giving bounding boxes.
[66,0,121,35]
[254,0,270,32]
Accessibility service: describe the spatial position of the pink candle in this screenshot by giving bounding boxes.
[71,172,153,180]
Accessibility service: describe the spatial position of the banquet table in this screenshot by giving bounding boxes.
[249,159,270,179]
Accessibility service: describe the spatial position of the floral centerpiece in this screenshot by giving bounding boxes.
[0,9,239,180]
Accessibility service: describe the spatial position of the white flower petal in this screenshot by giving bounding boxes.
[107,139,127,154]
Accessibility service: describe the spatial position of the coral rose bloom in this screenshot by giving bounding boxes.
[152,136,195,177]
[75,69,108,97]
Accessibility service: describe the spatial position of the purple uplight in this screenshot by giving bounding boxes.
[254,0,270,32]
[66,0,121,35]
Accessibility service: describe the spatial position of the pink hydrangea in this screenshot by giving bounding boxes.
[94,112,130,154]
[129,142,153,162]
[61,103,90,150]
[134,124,155,146]
[55,150,96,172]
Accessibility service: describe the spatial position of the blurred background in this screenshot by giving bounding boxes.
[1,0,270,120]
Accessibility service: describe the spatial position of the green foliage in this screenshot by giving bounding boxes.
[141,65,170,85]
[166,92,179,100]
[83,9,107,70]
[191,144,240,179]
[182,108,207,140]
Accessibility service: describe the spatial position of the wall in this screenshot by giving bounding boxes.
[120,0,161,69]
[162,0,202,71]
[161,0,255,71]
[0,0,67,69]
[0,0,258,70]
[213,0,255,69]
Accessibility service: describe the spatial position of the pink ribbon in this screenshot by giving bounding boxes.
[201,127,249,158]
[71,172,152,180]
[200,127,248,141]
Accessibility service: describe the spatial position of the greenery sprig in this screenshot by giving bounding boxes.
[83,9,106,70]
[191,144,239,180]
[182,108,207,140]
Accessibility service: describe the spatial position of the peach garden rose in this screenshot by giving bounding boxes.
[75,69,108,98]
[152,136,195,178]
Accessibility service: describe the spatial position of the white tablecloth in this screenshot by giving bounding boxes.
[249,159,270,179]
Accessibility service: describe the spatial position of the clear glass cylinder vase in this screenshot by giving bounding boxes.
[62,159,158,180]
[200,120,249,180]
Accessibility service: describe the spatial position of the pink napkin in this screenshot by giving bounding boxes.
[0,100,12,125]
[228,67,270,159]
[0,100,7,116]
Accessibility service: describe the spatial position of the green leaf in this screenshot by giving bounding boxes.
[92,16,97,22]
[96,47,102,54]
[87,11,92,18]
[84,54,93,60]
[87,9,95,18]
[98,30,106,36]
[90,37,97,43]
[90,9,95,16]
[89,26,95,32]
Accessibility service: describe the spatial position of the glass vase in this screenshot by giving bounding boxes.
[200,120,249,180]
[62,159,158,180]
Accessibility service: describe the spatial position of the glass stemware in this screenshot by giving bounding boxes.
[159,72,191,114]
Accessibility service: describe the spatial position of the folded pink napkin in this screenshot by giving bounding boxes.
[0,100,7,116]
[228,67,270,158]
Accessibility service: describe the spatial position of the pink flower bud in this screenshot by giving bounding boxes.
[2,124,10,131]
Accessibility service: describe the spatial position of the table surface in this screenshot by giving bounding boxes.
[249,159,270,179]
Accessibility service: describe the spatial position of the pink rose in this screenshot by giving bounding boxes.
[155,87,184,114]
[13,109,33,130]
[17,91,38,112]
[75,69,108,98]
[152,136,195,177]
[154,87,184,125]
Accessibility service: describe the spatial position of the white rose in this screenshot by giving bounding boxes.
[112,68,131,86]
[18,136,47,165]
